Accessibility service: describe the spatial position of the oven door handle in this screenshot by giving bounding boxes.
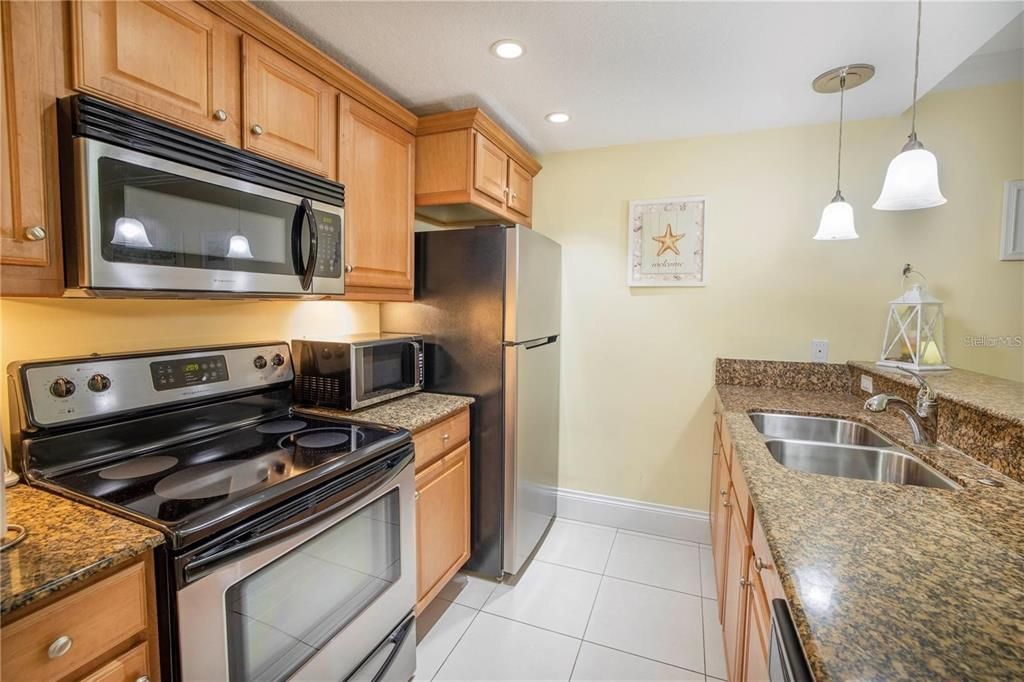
[183,450,412,583]
[299,197,319,291]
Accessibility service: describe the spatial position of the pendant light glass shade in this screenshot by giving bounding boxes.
[874,0,947,212]
[814,193,858,240]
[873,137,946,210]
[111,217,154,248]
[227,233,255,259]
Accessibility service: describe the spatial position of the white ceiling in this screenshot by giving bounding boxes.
[934,12,1023,92]
[257,1,1023,154]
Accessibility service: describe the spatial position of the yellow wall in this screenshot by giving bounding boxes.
[0,299,379,452]
[532,82,1024,511]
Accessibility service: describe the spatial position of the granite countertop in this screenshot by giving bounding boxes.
[296,392,475,433]
[850,361,1024,424]
[716,384,1024,680]
[1,485,164,616]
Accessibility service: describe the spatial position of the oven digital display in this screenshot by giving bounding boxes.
[150,355,229,391]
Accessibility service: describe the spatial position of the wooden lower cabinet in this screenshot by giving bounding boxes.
[1,556,159,682]
[709,407,783,682]
[415,442,471,613]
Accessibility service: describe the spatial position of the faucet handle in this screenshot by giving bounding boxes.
[898,367,937,403]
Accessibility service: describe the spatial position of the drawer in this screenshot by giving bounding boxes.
[80,642,149,682]
[2,562,149,682]
[413,408,470,472]
[752,514,787,602]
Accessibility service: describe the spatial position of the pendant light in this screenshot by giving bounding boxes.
[812,64,874,240]
[874,0,947,211]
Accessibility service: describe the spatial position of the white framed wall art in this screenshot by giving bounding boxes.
[627,196,707,287]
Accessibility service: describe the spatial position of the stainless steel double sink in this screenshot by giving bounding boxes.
[749,413,958,490]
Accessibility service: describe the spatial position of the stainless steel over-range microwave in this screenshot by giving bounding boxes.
[59,95,345,298]
[293,334,425,411]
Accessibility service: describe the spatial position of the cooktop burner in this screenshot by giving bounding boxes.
[255,419,308,434]
[292,429,352,449]
[153,457,282,500]
[99,455,178,480]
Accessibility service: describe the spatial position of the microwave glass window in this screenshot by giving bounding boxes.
[224,490,402,681]
[357,344,417,401]
[97,157,305,275]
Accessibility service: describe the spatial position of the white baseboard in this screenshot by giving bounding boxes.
[555,487,711,545]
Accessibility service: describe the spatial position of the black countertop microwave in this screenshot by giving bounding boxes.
[58,95,345,298]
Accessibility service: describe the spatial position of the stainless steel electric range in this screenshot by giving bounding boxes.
[7,342,417,682]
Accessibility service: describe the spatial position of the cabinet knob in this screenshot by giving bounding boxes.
[344,263,353,273]
[721,498,731,508]
[213,109,228,122]
[719,488,727,497]
[739,577,750,589]
[754,556,766,572]
[136,677,151,682]
[414,491,420,501]
[511,192,518,202]
[251,124,264,136]
[24,225,46,241]
[47,635,73,659]
[442,433,450,442]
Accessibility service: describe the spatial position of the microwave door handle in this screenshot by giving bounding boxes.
[299,198,319,291]
[182,451,411,582]
[408,341,422,387]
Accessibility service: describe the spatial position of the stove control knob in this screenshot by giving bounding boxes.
[49,378,76,398]
[253,355,268,369]
[87,374,111,393]
[271,353,286,367]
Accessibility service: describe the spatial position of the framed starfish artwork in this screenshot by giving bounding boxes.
[627,196,707,287]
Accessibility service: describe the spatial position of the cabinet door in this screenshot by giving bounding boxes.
[472,132,508,204]
[743,568,771,682]
[242,36,335,177]
[1,0,63,295]
[722,491,751,682]
[339,94,413,291]
[506,159,532,223]
[415,444,471,609]
[70,0,241,144]
[711,447,731,618]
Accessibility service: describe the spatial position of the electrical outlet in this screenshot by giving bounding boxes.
[811,339,829,363]
[860,374,874,394]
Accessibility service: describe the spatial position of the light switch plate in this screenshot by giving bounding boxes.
[860,374,874,394]
[811,339,829,363]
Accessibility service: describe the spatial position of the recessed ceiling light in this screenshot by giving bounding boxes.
[545,112,570,124]
[490,40,524,59]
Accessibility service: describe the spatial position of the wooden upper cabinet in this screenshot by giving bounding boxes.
[506,159,533,221]
[415,108,540,227]
[70,0,241,145]
[242,36,335,177]
[338,94,413,292]
[472,132,508,205]
[1,0,63,296]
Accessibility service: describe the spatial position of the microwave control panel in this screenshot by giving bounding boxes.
[314,210,343,278]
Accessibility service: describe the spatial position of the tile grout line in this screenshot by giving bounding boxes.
[428,581,495,681]
[570,528,619,681]
[575,639,709,679]
[697,545,709,678]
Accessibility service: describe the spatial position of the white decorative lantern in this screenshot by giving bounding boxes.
[878,265,949,371]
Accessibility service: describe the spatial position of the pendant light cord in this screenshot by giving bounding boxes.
[836,69,847,196]
[910,0,922,137]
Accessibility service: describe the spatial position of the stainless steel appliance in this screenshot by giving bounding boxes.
[293,334,424,410]
[8,343,416,682]
[382,225,561,577]
[768,599,813,682]
[59,95,345,298]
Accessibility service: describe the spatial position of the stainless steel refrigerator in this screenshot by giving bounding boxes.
[381,225,561,578]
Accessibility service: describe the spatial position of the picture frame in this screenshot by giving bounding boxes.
[627,196,707,287]
[1000,179,1024,261]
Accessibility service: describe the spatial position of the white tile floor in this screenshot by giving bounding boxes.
[416,518,728,681]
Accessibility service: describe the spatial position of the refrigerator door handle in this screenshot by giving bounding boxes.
[505,335,559,350]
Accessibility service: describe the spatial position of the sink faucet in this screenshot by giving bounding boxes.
[864,368,938,446]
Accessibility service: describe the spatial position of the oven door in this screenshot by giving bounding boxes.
[72,137,344,296]
[176,449,415,682]
[350,339,424,410]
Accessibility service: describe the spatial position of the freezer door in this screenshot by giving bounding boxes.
[503,336,560,575]
[505,226,562,343]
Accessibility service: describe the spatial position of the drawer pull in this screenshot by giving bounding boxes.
[442,433,450,442]
[344,263,353,273]
[213,109,228,121]
[414,491,420,501]
[721,498,731,508]
[754,556,767,572]
[47,635,73,659]
[739,577,750,589]
[137,677,151,682]
[251,124,264,136]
